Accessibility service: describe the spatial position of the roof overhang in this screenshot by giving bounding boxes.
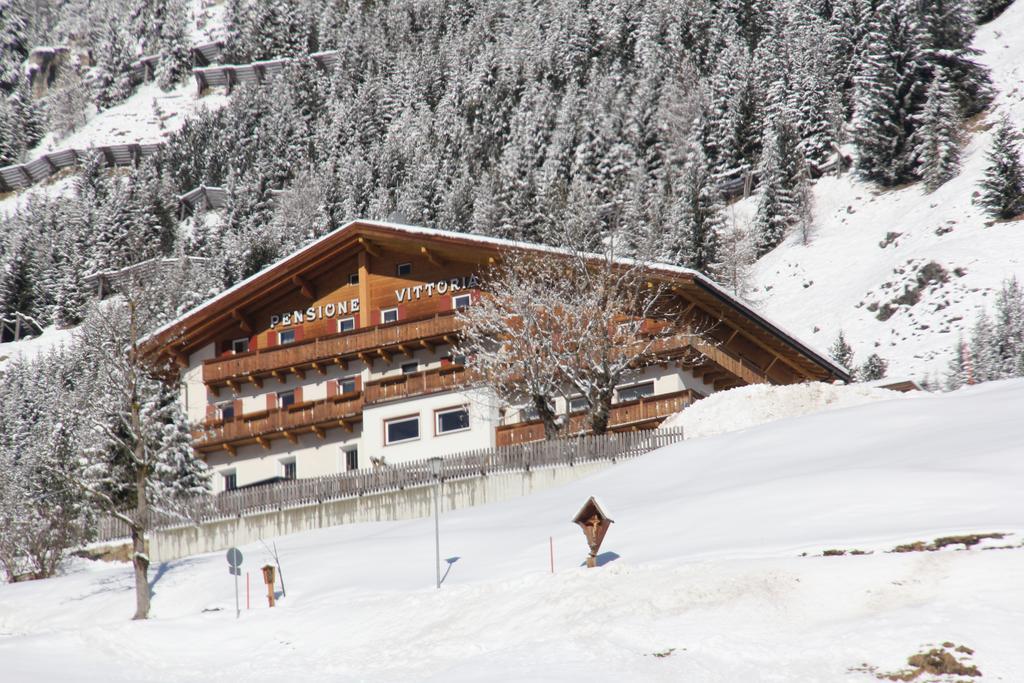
[142,219,850,382]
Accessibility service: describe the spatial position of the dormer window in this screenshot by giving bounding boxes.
[231,338,249,354]
[396,262,412,276]
[278,329,296,345]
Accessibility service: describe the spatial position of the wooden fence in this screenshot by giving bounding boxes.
[0,312,44,343]
[94,426,685,542]
[192,50,340,93]
[0,143,161,193]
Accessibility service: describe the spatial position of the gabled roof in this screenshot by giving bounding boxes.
[143,219,850,381]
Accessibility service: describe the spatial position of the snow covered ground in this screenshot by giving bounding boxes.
[34,81,229,155]
[749,1,1024,384]
[0,324,75,372]
[1,378,1022,681]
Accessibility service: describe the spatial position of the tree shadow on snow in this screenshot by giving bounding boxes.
[148,557,202,598]
[579,551,620,568]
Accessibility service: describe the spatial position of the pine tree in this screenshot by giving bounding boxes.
[858,353,888,381]
[945,337,970,389]
[979,116,1024,220]
[852,0,929,186]
[913,68,961,192]
[92,21,136,110]
[915,0,993,116]
[0,0,29,95]
[753,117,808,256]
[992,277,1024,376]
[974,0,1014,24]
[829,330,854,370]
[666,142,724,273]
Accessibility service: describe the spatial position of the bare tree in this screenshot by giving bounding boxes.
[457,225,707,436]
[454,252,573,439]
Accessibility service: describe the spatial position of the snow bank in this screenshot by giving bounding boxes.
[660,381,907,438]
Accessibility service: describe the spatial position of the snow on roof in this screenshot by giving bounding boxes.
[143,219,848,378]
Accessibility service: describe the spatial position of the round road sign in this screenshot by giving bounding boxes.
[226,547,243,567]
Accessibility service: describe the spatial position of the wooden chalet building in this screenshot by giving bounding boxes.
[142,220,849,492]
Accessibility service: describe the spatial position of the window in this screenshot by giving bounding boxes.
[385,415,420,445]
[568,396,588,413]
[396,262,412,276]
[278,390,296,409]
[401,361,418,375]
[231,338,249,354]
[337,316,356,333]
[338,377,357,395]
[345,448,358,471]
[278,329,296,345]
[616,381,655,403]
[521,406,540,422]
[223,471,237,492]
[348,272,359,285]
[452,293,471,310]
[281,459,296,480]
[217,401,235,421]
[436,407,470,435]
[381,307,399,324]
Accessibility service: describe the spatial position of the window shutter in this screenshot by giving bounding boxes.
[232,399,243,419]
[295,326,305,342]
[268,331,278,347]
[206,404,216,421]
[294,386,303,404]
[327,379,338,398]
[266,393,277,411]
[440,294,452,309]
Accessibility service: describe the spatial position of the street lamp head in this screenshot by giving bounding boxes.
[427,456,443,477]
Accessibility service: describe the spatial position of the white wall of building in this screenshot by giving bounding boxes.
[362,387,501,465]
[183,342,215,424]
[204,426,363,492]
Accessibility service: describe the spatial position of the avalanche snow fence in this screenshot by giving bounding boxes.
[95,428,684,564]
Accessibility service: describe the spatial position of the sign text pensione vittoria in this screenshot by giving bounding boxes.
[269,275,481,327]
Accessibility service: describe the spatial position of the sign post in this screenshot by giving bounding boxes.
[226,547,243,618]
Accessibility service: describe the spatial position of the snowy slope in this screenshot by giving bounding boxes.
[749,2,1024,384]
[1,378,1022,681]
[0,324,75,372]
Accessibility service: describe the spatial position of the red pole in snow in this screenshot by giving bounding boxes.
[550,536,554,574]
[246,572,250,610]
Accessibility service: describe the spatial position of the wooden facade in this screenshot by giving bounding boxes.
[142,220,848,491]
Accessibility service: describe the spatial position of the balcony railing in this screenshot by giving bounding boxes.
[363,365,472,404]
[495,389,700,446]
[203,311,462,390]
[194,391,364,452]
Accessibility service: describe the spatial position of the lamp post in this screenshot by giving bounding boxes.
[428,456,443,589]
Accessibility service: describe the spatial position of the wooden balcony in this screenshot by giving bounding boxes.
[363,365,472,404]
[495,389,700,446]
[194,391,364,454]
[203,311,461,392]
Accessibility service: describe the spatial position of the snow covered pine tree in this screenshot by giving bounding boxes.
[979,116,1024,219]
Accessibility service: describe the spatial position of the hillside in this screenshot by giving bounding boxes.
[1,379,1022,681]
[747,0,1024,383]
